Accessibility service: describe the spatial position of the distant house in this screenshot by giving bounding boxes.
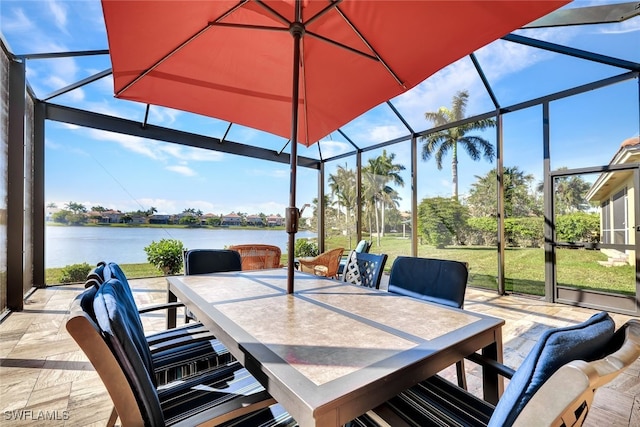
[221,212,242,226]
[45,207,60,222]
[129,215,146,224]
[149,214,170,224]
[88,209,123,224]
[201,213,220,225]
[266,214,284,227]
[585,136,639,266]
[106,210,124,223]
[245,214,264,226]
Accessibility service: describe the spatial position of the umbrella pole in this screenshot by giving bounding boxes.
[286,2,304,294]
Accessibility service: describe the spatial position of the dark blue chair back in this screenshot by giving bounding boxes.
[343,251,388,289]
[388,256,468,308]
[184,249,242,275]
[93,277,164,426]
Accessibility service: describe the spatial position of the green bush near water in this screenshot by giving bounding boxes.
[144,238,185,275]
[59,262,92,283]
[295,239,319,257]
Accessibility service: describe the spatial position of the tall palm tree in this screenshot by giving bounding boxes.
[328,164,357,225]
[421,90,496,199]
[363,150,405,244]
[328,164,357,246]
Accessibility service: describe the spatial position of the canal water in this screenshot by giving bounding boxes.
[46,226,316,268]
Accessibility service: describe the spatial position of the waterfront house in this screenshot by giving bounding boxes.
[267,214,284,227]
[221,212,243,226]
[246,214,264,226]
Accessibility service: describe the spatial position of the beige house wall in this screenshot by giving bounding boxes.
[601,175,636,266]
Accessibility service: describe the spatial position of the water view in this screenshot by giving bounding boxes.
[46,226,316,268]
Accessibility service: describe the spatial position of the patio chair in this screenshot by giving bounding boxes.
[337,239,372,277]
[228,244,282,270]
[387,256,469,388]
[197,312,639,427]
[67,278,275,427]
[351,311,639,427]
[184,248,242,275]
[297,247,344,278]
[342,251,388,289]
[183,249,242,322]
[86,261,234,386]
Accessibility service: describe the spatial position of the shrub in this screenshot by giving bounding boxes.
[556,212,600,243]
[144,238,185,275]
[418,197,469,248]
[505,217,544,247]
[295,239,319,257]
[465,217,498,246]
[59,262,92,283]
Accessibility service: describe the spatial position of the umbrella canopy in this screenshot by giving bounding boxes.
[103,0,569,146]
[102,0,569,292]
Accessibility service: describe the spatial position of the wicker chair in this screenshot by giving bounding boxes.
[297,247,344,278]
[228,244,282,270]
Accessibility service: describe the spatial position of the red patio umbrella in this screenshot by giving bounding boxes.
[101,0,569,292]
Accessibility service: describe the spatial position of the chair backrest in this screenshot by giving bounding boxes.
[354,239,372,254]
[488,311,617,427]
[513,318,640,427]
[388,256,468,308]
[228,244,282,270]
[184,249,242,275]
[317,247,345,278]
[298,247,344,278]
[342,251,388,289]
[93,277,165,426]
[67,290,148,426]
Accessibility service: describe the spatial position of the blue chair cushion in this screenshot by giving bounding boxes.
[94,277,164,426]
[488,311,615,427]
[78,285,98,322]
[355,240,368,253]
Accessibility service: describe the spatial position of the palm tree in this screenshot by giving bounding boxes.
[363,150,405,244]
[421,90,496,199]
[328,164,357,246]
[536,167,591,214]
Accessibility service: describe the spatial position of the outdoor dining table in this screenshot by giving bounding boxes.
[166,268,505,427]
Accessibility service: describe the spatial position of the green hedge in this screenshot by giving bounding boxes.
[462,212,599,248]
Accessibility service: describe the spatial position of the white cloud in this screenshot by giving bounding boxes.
[160,144,224,162]
[366,124,407,144]
[149,105,182,126]
[47,0,68,34]
[166,165,196,176]
[599,19,640,35]
[84,128,226,167]
[2,7,34,34]
[314,138,350,158]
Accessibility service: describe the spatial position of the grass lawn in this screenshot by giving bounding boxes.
[325,234,635,297]
[45,234,635,297]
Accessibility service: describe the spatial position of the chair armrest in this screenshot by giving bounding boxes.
[466,352,516,380]
[138,301,185,314]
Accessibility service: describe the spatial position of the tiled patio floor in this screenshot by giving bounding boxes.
[0,276,638,426]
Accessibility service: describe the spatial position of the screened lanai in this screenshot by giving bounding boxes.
[1,0,639,318]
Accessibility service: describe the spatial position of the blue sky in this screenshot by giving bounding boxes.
[1,0,638,217]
